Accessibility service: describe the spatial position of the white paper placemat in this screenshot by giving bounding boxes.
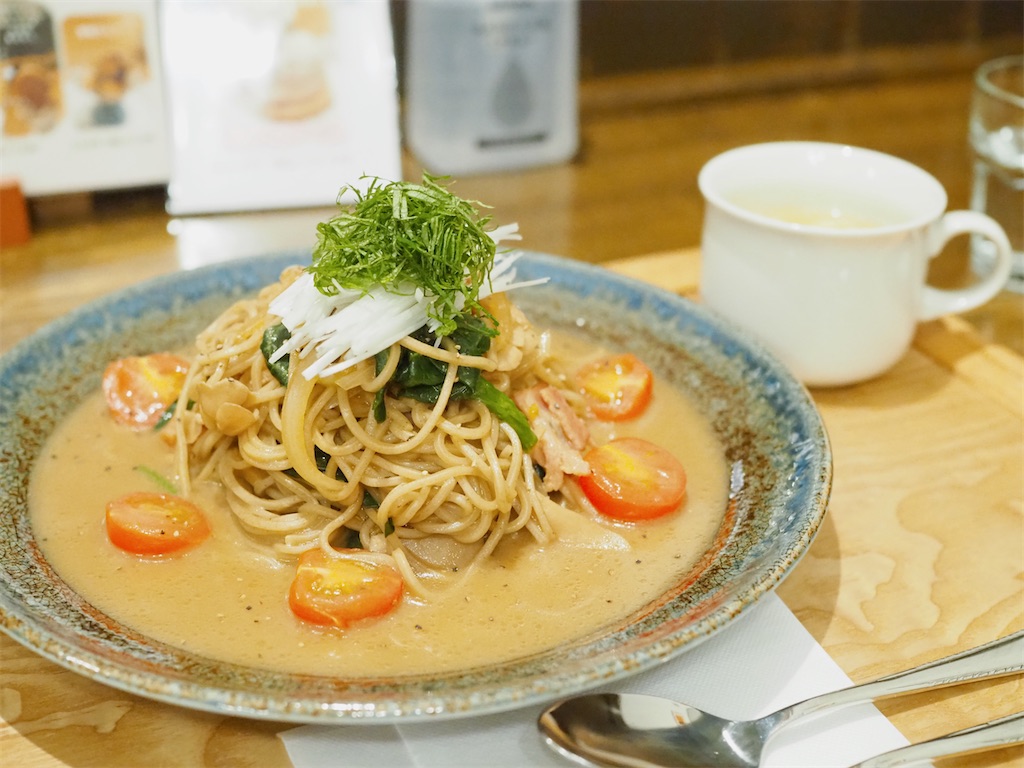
[280,592,909,767]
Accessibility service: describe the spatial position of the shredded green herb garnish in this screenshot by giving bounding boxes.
[154,399,194,431]
[133,465,178,494]
[153,402,177,431]
[309,174,499,338]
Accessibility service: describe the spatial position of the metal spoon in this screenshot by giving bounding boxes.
[852,711,1023,768]
[538,629,1023,767]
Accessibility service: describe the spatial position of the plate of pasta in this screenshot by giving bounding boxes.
[0,178,830,723]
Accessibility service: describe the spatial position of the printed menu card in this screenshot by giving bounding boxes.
[0,0,169,195]
[160,0,402,215]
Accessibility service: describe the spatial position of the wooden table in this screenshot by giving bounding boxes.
[1,68,1022,767]
[1,241,1021,767]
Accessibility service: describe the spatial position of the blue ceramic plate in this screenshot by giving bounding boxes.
[0,251,830,723]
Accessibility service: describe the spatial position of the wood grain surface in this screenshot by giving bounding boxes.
[1,67,1022,767]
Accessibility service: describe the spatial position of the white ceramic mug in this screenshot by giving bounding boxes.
[698,142,1013,387]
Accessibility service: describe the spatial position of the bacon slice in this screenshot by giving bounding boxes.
[514,385,590,493]
[538,387,589,450]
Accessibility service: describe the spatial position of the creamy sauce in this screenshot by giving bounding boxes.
[29,332,728,677]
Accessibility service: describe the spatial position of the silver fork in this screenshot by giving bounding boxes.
[852,711,1024,768]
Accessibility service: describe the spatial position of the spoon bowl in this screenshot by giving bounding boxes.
[541,692,775,767]
[538,630,1023,767]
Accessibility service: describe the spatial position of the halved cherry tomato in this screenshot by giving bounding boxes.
[578,437,687,521]
[288,548,403,629]
[105,491,211,555]
[575,353,653,421]
[102,353,190,429]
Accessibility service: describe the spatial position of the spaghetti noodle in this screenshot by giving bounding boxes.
[172,267,581,596]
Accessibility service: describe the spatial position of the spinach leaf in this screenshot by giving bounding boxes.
[391,315,490,392]
[472,378,538,450]
[261,323,292,386]
[400,380,475,404]
[372,349,391,421]
[393,352,448,388]
[287,445,379,510]
[372,389,387,422]
[449,315,491,357]
[314,445,335,475]
[381,316,537,449]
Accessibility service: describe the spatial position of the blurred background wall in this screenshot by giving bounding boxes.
[575,0,1020,77]
[20,0,1023,230]
[391,0,1022,108]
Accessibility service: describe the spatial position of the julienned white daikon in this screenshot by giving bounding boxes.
[268,176,545,380]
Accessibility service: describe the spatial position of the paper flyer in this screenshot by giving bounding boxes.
[160,0,402,215]
[0,0,170,195]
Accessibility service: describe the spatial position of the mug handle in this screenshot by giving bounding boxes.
[920,210,1013,321]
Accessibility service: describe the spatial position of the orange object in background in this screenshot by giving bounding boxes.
[0,179,31,247]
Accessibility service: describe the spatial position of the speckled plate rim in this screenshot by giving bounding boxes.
[0,250,831,724]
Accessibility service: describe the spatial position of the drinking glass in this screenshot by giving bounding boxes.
[969,54,1024,293]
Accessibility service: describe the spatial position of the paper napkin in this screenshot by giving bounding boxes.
[280,592,909,767]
